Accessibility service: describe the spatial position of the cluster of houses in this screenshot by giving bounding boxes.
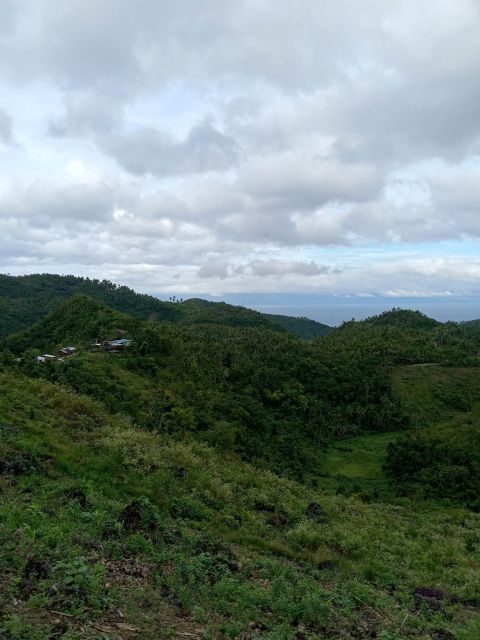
[36,337,132,363]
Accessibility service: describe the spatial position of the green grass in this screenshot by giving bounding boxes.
[0,370,479,638]
[392,365,480,427]
[319,431,399,496]
[317,365,480,501]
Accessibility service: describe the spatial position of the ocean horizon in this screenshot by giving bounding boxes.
[158,294,480,327]
[249,301,480,326]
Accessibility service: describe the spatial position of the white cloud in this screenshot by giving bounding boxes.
[0,109,14,145]
[0,1,480,296]
[100,118,239,177]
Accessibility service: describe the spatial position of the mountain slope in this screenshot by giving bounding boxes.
[264,312,331,338]
[0,369,478,639]
[6,292,480,482]
[385,365,480,505]
[3,294,141,354]
[3,294,415,480]
[178,298,332,337]
[0,273,331,340]
[0,273,182,338]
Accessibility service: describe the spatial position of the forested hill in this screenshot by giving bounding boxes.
[4,295,480,480]
[264,312,331,339]
[2,294,402,479]
[0,273,331,340]
[360,308,441,330]
[2,294,141,354]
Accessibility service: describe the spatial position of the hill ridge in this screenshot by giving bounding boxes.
[0,273,331,340]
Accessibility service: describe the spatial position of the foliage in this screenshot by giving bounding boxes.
[362,308,440,331]
[0,371,478,638]
[1,283,480,636]
[4,296,419,481]
[4,296,480,484]
[385,366,480,505]
[0,273,331,340]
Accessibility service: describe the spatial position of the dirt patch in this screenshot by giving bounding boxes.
[305,502,326,523]
[0,454,32,476]
[64,487,89,509]
[100,557,153,589]
[19,556,50,597]
[414,586,445,612]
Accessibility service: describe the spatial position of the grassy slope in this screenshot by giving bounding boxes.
[319,364,480,499]
[319,431,399,496]
[391,365,480,427]
[0,371,479,639]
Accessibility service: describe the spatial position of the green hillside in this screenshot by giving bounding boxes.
[173,298,281,331]
[318,363,480,507]
[362,309,441,331]
[264,313,331,339]
[0,273,182,337]
[3,295,418,481]
[3,294,141,354]
[385,365,480,505]
[179,299,331,338]
[0,370,479,639]
[0,274,331,340]
[4,297,480,483]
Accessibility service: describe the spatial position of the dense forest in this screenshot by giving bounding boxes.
[0,274,480,638]
[0,273,331,340]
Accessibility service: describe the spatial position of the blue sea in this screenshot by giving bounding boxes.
[169,293,480,327]
[248,301,480,327]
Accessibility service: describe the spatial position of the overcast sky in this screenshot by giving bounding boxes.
[1,0,480,297]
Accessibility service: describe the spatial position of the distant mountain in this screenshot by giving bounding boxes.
[361,308,440,330]
[264,312,331,338]
[0,273,331,340]
[462,319,480,327]
[3,294,141,354]
[0,273,181,339]
[178,298,331,337]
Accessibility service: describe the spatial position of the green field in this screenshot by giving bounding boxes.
[320,364,480,499]
[319,431,399,496]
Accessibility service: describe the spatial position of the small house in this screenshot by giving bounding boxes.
[59,346,76,357]
[106,338,131,352]
[91,338,132,352]
[37,354,57,363]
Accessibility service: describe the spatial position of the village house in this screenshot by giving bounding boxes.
[36,354,57,363]
[106,338,131,352]
[59,346,76,357]
[91,338,131,352]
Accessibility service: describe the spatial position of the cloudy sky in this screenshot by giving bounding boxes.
[1,0,480,297]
